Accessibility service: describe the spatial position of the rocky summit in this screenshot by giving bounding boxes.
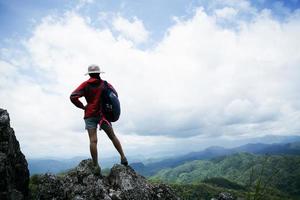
[0,108,30,200]
[32,159,180,200]
[0,108,179,200]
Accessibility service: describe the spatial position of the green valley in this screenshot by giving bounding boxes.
[149,153,300,199]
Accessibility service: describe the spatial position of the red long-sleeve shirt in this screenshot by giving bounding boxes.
[70,77,117,119]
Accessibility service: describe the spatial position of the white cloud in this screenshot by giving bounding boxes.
[215,7,238,19]
[1,1,300,158]
[112,15,149,44]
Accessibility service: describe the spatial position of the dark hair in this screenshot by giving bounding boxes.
[89,73,100,79]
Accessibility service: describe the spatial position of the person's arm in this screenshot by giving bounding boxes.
[70,82,86,110]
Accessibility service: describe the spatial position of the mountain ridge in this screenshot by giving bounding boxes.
[131,140,300,176]
[150,152,300,198]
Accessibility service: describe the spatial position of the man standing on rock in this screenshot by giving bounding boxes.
[70,65,128,175]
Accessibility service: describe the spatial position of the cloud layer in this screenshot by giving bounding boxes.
[1,1,300,158]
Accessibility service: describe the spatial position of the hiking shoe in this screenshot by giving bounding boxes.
[121,157,128,166]
[92,164,102,176]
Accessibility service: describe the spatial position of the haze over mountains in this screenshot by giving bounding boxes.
[28,135,300,175]
[131,140,300,177]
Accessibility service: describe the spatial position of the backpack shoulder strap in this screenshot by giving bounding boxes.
[104,80,108,88]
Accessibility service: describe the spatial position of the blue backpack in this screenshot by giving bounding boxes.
[101,81,121,122]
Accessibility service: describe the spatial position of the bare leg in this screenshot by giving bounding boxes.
[101,122,126,159]
[87,128,98,166]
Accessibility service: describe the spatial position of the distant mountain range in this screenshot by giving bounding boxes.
[28,156,86,174]
[28,155,144,175]
[131,141,300,176]
[27,135,300,175]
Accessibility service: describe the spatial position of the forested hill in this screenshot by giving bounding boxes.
[132,141,300,177]
[149,153,300,198]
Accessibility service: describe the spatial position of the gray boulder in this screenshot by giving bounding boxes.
[108,164,178,200]
[216,192,235,200]
[0,108,30,200]
[33,159,179,200]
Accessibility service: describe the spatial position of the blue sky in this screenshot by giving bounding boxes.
[1,0,300,159]
[1,0,300,46]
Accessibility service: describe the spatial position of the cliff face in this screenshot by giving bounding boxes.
[32,159,179,200]
[0,108,30,200]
